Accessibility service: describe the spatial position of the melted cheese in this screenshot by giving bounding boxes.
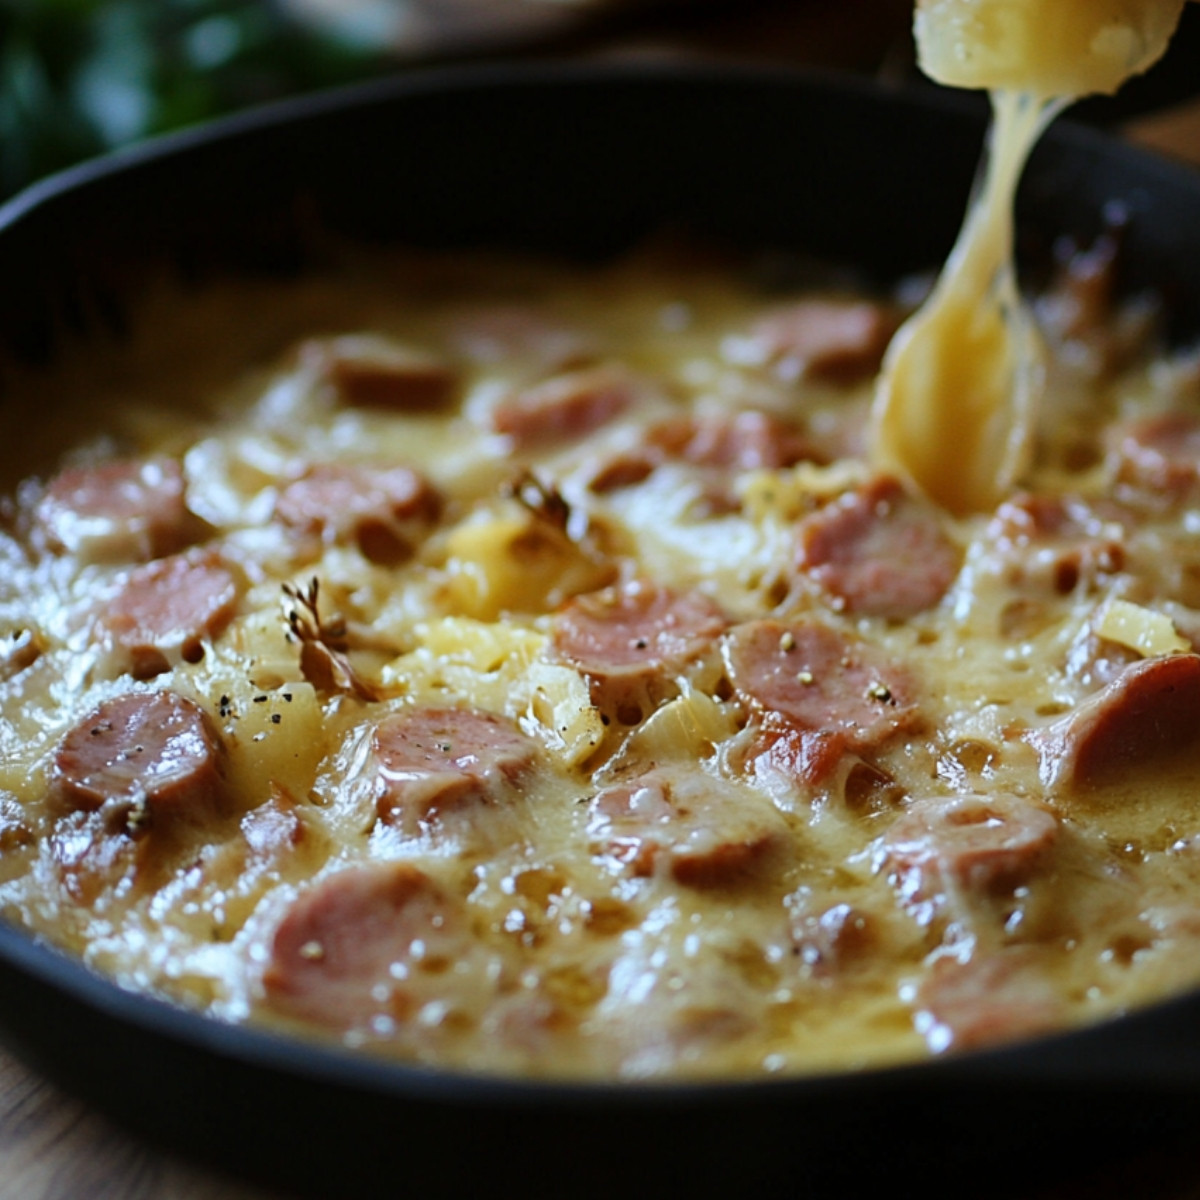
[914,0,1186,98]
[873,0,1187,514]
[873,89,1057,514]
[1,248,1200,1080]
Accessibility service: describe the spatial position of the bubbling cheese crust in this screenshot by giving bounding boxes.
[915,0,1186,98]
[4,246,1200,1080]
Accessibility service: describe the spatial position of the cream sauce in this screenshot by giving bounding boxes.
[1,247,1200,1079]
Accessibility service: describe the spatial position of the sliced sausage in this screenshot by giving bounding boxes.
[552,582,726,724]
[490,365,638,448]
[35,457,202,564]
[1112,413,1200,495]
[587,411,822,495]
[445,303,598,371]
[1030,653,1200,789]
[1063,626,1141,692]
[372,707,539,834]
[732,299,898,383]
[989,492,1126,546]
[0,795,32,854]
[588,766,789,888]
[54,691,227,829]
[97,550,241,679]
[723,619,920,753]
[913,950,1064,1054]
[805,395,874,463]
[275,462,441,566]
[984,492,1127,596]
[587,452,660,495]
[50,691,228,902]
[49,809,140,907]
[1035,229,1148,381]
[790,901,877,977]
[648,411,822,471]
[300,334,457,411]
[746,725,853,787]
[878,794,1059,912]
[796,477,960,619]
[262,862,469,1029]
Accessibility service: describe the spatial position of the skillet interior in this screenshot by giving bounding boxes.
[3,63,1200,1197]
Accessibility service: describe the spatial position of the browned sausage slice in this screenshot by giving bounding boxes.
[648,411,822,471]
[1111,413,1200,494]
[98,550,241,679]
[735,299,898,383]
[723,618,919,752]
[789,901,877,977]
[300,335,457,411]
[587,411,821,495]
[1030,653,1200,789]
[746,725,851,787]
[587,452,659,495]
[878,794,1059,911]
[588,767,788,888]
[552,583,726,724]
[54,691,227,826]
[587,410,817,507]
[1038,228,1120,355]
[262,862,468,1029]
[796,477,960,618]
[446,303,598,371]
[275,463,441,566]
[48,810,139,906]
[36,457,201,564]
[913,950,1064,1054]
[372,707,539,833]
[490,365,638,448]
[984,492,1127,596]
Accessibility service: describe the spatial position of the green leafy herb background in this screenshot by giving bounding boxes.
[0,0,386,199]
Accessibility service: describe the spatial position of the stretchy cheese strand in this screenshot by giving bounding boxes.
[872,0,1187,514]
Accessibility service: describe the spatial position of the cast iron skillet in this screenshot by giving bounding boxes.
[3,63,1200,1199]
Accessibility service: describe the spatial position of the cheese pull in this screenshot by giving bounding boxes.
[915,0,1186,99]
[872,90,1057,515]
[874,0,1189,514]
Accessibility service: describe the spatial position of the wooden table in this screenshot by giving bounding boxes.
[2,8,1200,1195]
[0,1050,277,1199]
[1126,98,1200,164]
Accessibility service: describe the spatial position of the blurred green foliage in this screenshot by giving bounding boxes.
[0,0,387,199]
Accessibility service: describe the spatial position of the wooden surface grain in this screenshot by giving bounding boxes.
[0,1050,278,1200]
[2,14,1199,1200]
[1126,97,1200,164]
